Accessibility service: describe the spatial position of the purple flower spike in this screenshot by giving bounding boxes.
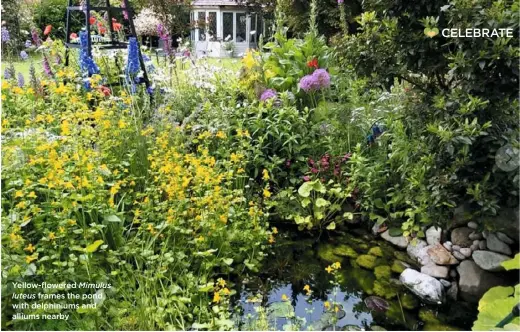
[260,89,277,101]
[17,73,25,87]
[1,27,10,42]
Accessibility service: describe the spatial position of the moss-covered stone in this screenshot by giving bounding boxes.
[393,250,417,266]
[391,260,407,274]
[356,254,378,270]
[368,246,384,257]
[333,244,359,258]
[317,244,344,263]
[420,308,460,331]
[346,267,375,295]
[373,280,398,300]
[374,265,392,280]
[400,292,419,310]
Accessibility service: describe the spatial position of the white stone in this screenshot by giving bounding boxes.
[406,240,430,265]
[472,250,511,272]
[421,264,449,279]
[486,233,512,255]
[453,251,465,261]
[400,268,444,304]
[459,248,472,258]
[467,221,478,229]
[380,230,409,249]
[443,242,452,252]
[452,245,461,252]
[426,226,442,245]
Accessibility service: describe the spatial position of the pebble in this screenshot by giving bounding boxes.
[496,232,515,245]
[452,245,461,252]
[470,244,478,251]
[440,279,452,288]
[453,251,466,260]
[467,221,478,229]
[473,240,480,246]
[447,281,458,301]
[469,232,483,241]
[479,240,487,250]
[482,230,489,239]
[443,242,453,252]
[460,248,472,257]
[450,269,457,278]
[445,241,452,246]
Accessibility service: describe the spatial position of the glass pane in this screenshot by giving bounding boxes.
[236,13,246,43]
[208,12,217,41]
[222,12,233,41]
[250,14,257,43]
[198,12,206,41]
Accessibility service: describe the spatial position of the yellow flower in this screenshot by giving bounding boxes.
[242,50,257,69]
[230,153,243,163]
[24,243,35,253]
[332,261,341,269]
[216,131,226,139]
[324,301,331,309]
[222,287,231,295]
[217,278,226,287]
[219,214,228,224]
[27,191,37,198]
[303,284,311,292]
[264,69,276,80]
[281,294,289,301]
[59,226,66,234]
[334,305,340,313]
[213,291,221,303]
[263,188,271,198]
[61,120,71,135]
[14,191,23,198]
[48,232,56,240]
[25,254,38,264]
[272,227,278,234]
[325,265,333,274]
[262,169,270,181]
[268,235,275,244]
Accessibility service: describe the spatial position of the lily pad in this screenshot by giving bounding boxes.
[364,296,390,312]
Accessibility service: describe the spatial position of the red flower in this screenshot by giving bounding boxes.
[70,32,78,39]
[112,22,122,31]
[89,17,96,25]
[307,58,318,69]
[99,86,111,96]
[43,25,52,36]
[97,22,106,34]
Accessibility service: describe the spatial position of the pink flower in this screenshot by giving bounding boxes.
[303,176,311,182]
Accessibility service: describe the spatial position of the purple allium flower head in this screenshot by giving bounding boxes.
[338,0,344,3]
[299,74,320,92]
[299,69,331,92]
[43,56,53,76]
[20,51,29,60]
[25,40,32,48]
[17,73,25,87]
[313,69,331,88]
[260,88,277,101]
[1,27,10,42]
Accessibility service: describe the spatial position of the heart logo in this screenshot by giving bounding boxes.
[424,27,439,38]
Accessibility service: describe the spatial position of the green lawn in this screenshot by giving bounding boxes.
[2,51,240,80]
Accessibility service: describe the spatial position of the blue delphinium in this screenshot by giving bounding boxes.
[142,54,155,74]
[17,73,25,87]
[25,40,32,48]
[126,37,140,76]
[79,31,100,76]
[1,27,10,42]
[4,68,11,79]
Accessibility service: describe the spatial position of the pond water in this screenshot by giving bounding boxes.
[232,228,478,331]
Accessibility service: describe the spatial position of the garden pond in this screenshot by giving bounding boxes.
[231,227,478,331]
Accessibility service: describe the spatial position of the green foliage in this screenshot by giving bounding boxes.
[335,0,519,234]
[472,255,520,331]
